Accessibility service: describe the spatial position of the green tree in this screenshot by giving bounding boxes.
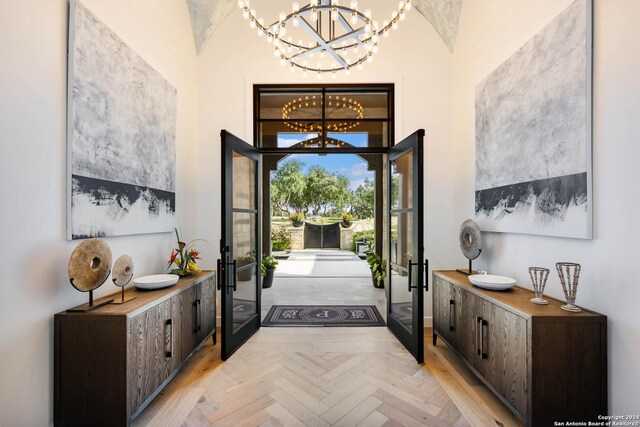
[271,160,306,216]
[271,159,375,218]
[326,174,351,215]
[304,166,349,215]
[350,178,375,219]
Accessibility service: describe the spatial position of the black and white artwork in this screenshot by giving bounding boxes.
[475,0,592,239]
[67,0,177,240]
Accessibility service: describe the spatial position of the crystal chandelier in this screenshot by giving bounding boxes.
[238,0,412,76]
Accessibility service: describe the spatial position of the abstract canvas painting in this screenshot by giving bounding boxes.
[475,0,592,239]
[67,0,177,240]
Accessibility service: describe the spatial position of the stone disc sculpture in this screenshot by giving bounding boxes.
[459,219,482,260]
[68,238,112,292]
[112,255,134,288]
[111,254,136,304]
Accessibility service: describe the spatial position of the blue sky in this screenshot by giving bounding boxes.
[275,133,373,190]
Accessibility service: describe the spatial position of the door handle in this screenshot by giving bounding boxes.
[449,300,455,331]
[232,260,238,291]
[216,259,222,291]
[408,259,429,292]
[224,257,235,295]
[408,259,420,292]
[165,319,173,358]
[481,319,488,359]
[424,259,429,291]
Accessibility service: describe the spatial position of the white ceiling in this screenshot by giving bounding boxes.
[186,0,463,54]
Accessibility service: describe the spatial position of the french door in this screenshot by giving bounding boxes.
[219,130,262,360]
[387,130,427,363]
[218,129,426,362]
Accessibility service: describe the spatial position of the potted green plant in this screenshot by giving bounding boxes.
[290,211,305,227]
[340,212,354,228]
[261,255,279,288]
[168,228,203,277]
[364,241,386,289]
[236,251,255,281]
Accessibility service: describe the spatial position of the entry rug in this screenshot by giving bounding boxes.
[263,305,385,327]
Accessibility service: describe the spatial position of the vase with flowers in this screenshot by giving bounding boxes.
[168,228,203,277]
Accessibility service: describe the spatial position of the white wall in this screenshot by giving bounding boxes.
[195,0,457,322]
[452,0,640,413]
[0,1,198,425]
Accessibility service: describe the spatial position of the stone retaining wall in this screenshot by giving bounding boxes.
[290,226,304,250]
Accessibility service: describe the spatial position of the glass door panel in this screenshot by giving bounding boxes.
[387,130,426,363]
[220,130,261,360]
[390,212,413,331]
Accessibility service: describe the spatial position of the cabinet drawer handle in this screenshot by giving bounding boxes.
[449,299,455,331]
[192,301,198,333]
[165,319,173,358]
[197,299,202,332]
[481,319,488,359]
[475,317,482,356]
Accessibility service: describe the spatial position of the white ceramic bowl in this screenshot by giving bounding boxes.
[468,274,516,291]
[134,274,179,290]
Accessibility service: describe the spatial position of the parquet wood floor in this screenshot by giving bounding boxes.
[133,327,522,427]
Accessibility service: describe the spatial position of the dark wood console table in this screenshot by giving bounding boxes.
[54,271,216,426]
[433,270,607,426]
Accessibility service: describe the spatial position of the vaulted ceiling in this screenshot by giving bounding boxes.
[186,0,463,54]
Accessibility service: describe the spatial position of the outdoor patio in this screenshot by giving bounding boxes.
[261,249,386,322]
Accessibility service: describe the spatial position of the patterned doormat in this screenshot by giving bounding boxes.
[263,305,385,327]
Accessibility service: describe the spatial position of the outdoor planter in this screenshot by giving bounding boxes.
[237,254,255,281]
[340,221,352,228]
[262,268,275,288]
[237,265,254,281]
[370,270,384,289]
[292,220,304,227]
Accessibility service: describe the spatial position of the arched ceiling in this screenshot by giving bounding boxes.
[186,0,463,54]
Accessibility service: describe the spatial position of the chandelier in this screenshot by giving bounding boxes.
[282,94,364,132]
[238,0,412,76]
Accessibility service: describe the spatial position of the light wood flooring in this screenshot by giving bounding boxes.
[133,327,523,427]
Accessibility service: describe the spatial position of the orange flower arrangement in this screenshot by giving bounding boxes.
[168,228,203,276]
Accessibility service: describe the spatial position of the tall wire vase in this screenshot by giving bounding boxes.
[529,267,549,305]
[556,262,582,312]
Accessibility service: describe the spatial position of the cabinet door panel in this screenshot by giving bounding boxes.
[485,303,528,418]
[168,296,182,372]
[459,290,484,376]
[199,277,216,342]
[127,300,172,415]
[432,276,450,342]
[179,286,198,361]
[447,286,462,350]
